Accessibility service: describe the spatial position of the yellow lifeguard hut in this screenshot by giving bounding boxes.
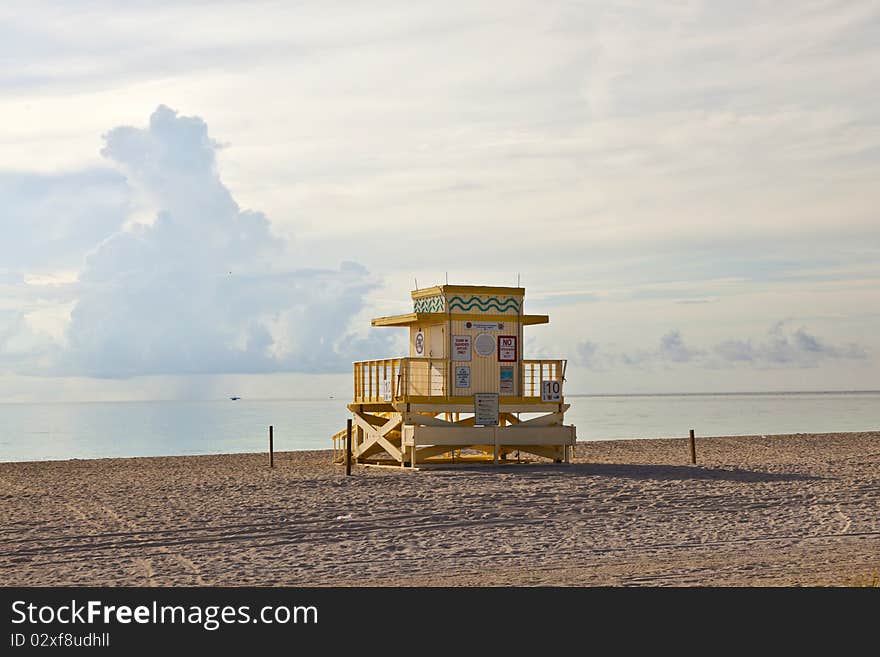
[332,285,576,467]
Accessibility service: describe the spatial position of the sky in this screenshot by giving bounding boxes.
[1,0,879,401]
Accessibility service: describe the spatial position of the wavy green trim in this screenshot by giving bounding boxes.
[448,296,520,313]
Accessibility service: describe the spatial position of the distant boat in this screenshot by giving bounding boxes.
[229,396,241,401]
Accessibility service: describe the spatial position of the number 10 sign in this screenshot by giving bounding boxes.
[541,380,561,402]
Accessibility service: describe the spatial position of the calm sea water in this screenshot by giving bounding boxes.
[1,392,878,462]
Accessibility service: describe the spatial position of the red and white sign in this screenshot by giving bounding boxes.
[497,335,517,362]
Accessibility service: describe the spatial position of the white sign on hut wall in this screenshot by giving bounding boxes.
[499,366,514,394]
[465,321,504,331]
[382,378,392,401]
[414,331,424,355]
[455,366,471,389]
[474,392,499,426]
[473,333,496,357]
[541,380,562,402]
[452,335,472,361]
[497,335,517,362]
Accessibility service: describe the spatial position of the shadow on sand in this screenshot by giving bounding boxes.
[422,461,823,483]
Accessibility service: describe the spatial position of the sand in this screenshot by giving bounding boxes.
[1,431,878,587]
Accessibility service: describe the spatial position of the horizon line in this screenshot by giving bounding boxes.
[1,389,879,405]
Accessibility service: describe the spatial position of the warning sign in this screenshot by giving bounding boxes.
[455,366,471,388]
[452,335,471,361]
[498,335,517,362]
[474,393,499,427]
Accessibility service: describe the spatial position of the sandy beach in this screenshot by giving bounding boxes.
[1,431,878,587]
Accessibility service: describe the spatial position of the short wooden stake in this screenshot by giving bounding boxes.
[345,418,353,476]
[269,425,274,468]
[689,428,696,464]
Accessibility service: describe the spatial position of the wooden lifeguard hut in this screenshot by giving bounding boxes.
[332,284,576,467]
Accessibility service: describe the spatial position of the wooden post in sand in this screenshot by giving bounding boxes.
[689,429,696,464]
[269,425,274,468]
[345,418,353,476]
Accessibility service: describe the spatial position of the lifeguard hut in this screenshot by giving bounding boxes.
[332,285,576,467]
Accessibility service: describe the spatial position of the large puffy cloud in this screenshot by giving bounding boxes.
[2,105,392,377]
[0,309,55,367]
[0,169,129,269]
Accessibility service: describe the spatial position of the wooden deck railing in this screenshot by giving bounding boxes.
[522,359,566,399]
[353,357,448,403]
[352,358,566,403]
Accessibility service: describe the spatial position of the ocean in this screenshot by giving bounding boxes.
[1,391,878,462]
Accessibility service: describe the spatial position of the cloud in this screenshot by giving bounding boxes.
[0,169,129,269]
[0,311,24,353]
[0,309,54,366]
[675,298,717,305]
[616,330,702,368]
[714,321,868,367]
[1,105,392,377]
[658,329,701,363]
[2,3,879,399]
[577,322,868,372]
[574,340,604,371]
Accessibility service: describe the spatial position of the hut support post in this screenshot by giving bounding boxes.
[345,419,352,476]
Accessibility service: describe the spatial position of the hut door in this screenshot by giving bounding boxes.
[428,324,445,357]
[429,324,445,396]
